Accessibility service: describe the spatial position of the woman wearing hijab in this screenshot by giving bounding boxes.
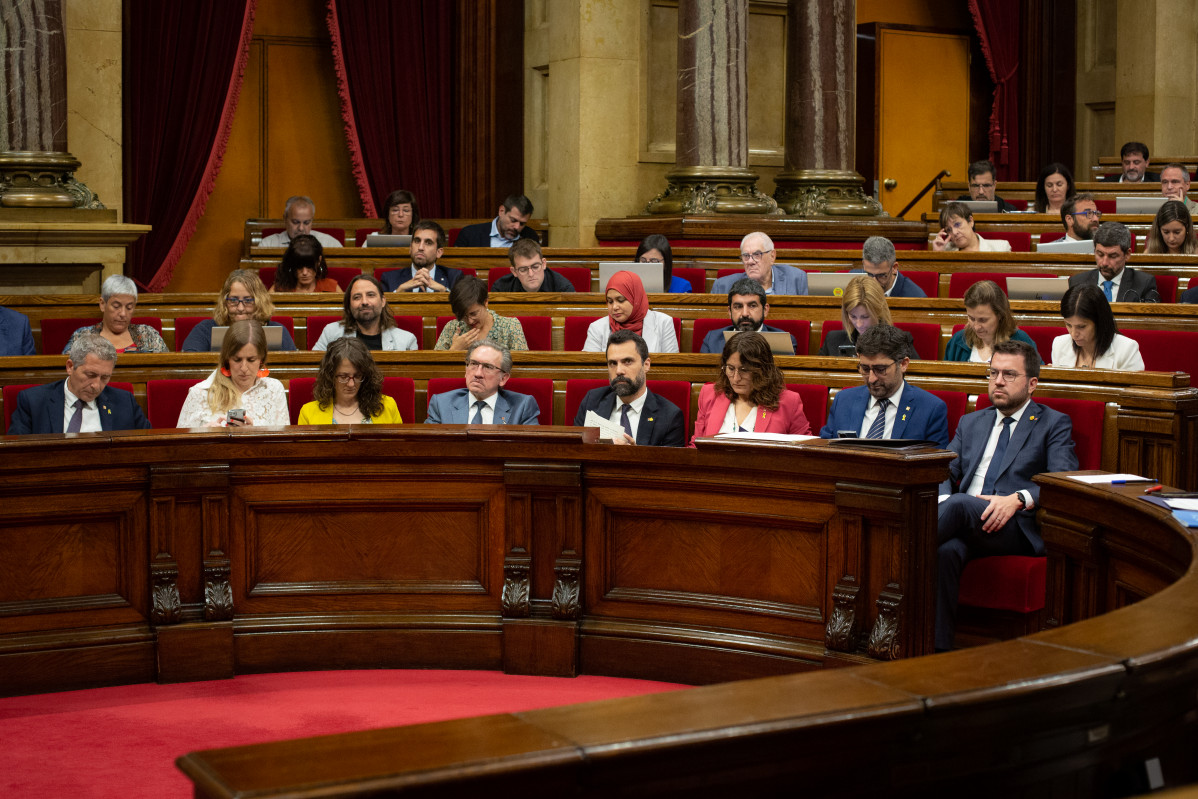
[581,271,678,353]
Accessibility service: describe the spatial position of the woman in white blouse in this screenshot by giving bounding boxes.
[1051,284,1145,371]
[930,201,1012,253]
[582,270,678,353]
[177,320,290,427]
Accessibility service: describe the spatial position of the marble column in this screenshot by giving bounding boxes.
[645,0,776,215]
[772,0,882,216]
[0,0,99,208]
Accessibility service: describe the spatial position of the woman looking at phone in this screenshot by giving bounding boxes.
[176,320,289,428]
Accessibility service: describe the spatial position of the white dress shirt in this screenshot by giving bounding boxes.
[468,391,499,424]
[63,384,102,433]
[607,390,648,440]
[963,398,1033,509]
[859,382,904,438]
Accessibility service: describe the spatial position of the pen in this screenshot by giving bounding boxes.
[1111,478,1155,484]
[1144,485,1164,494]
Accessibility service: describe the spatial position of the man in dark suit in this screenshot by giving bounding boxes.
[573,330,685,446]
[955,160,1019,212]
[380,221,463,293]
[1067,221,1159,302]
[936,340,1078,650]
[454,194,540,248]
[0,305,35,355]
[699,278,797,354]
[9,333,150,434]
[819,324,948,447]
[1099,141,1159,182]
[852,236,926,298]
[425,341,539,425]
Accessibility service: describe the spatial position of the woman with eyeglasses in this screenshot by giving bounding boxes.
[944,280,1039,363]
[689,331,810,445]
[1051,284,1144,371]
[434,275,528,351]
[818,276,918,359]
[931,201,1012,252]
[635,234,692,293]
[176,320,289,427]
[583,270,679,353]
[1144,200,1198,255]
[181,269,298,352]
[297,337,401,424]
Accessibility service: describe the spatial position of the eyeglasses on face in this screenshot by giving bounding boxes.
[857,362,896,376]
[513,262,544,276]
[1071,209,1102,219]
[226,296,255,307]
[969,181,995,189]
[987,369,1025,382]
[467,359,504,374]
[740,250,772,263]
[723,364,755,377]
[334,373,362,385]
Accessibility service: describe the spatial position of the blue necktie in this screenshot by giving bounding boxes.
[470,400,486,424]
[66,399,83,433]
[620,404,633,439]
[1103,280,1114,301]
[981,416,1015,495]
[866,398,889,439]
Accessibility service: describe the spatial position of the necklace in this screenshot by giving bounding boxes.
[333,403,360,419]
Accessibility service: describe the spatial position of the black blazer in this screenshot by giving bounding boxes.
[573,387,685,447]
[1099,172,1160,182]
[454,221,539,248]
[818,329,920,359]
[1068,267,1160,302]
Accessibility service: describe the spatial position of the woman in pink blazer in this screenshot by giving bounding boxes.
[690,331,810,446]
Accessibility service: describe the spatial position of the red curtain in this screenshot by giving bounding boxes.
[326,0,454,218]
[123,1,256,291]
[968,1,1020,181]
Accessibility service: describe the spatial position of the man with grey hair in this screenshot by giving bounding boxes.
[854,236,926,298]
[699,278,798,353]
[711,232,808,295]
[8,333,150,434]
[259,196,343,248]
[424,340,540,424]
[1067,221,1159,302]
[1159,163,1198,215]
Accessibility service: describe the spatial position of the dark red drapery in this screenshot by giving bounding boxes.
[123,1,255,291]
[326,0,454,218]
[968,0,1020,181]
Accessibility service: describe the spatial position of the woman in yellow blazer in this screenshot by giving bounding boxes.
[297,337,403,424]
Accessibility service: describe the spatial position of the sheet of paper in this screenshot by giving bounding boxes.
[1165,499,1198,511]
[583,410,628,441]
[1067,474,1153,484]
[712,432,819,442]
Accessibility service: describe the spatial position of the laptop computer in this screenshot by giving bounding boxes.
[1037,237,1095,254]
[958,200,1000,214]
[723,329,795,356]
[364,234,413,248]
[806,272,856,297]
[210,325,285,352]
[598,262,665,293]
[1005,277,1071,301]
[1115,196,1168,214]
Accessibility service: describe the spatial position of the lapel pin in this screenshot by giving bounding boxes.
[647,417,654,422]
[1029,415,1036,421]
[901,414,907,421]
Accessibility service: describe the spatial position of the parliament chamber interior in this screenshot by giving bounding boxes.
[3,1,1198,797]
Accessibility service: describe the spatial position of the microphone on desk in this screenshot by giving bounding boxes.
[1123,289,1160,304]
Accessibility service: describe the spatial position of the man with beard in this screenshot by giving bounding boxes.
[380,221,463,292]
[425,341,540,424]
[573,329,685,446]
[454,194,540,248]
[934,340,1078,651]
[1100,141,1158,182]
[1067,221,1159,302]
[1060,193,1102,242]
[313,275,418,351]
[818,324,948,447]
[699,278,797,353]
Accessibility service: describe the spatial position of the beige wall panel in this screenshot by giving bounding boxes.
[747,7,785,165]
[525,2,550,222]
[65,0,122,219]
[1075,0,1116,171]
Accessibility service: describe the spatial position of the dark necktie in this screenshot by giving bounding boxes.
[66,399,84,433]
[620,403,633,439]
[470,400,486,424]
[981,416,1015,495]
[1103,280,1114,301]
[866,398,889,439]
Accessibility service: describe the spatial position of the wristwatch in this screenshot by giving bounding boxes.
[1013,492,1027,510]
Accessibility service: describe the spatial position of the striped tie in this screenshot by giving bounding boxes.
[866,398,889,439]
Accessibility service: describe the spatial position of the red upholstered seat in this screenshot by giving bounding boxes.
[672,267,706,294]
[785,383,826,432]
[564,317,600,351]
[564,378,692,436]
[948,272,1043,298]
[41,317,164,355]
[927,390,968,440]
[553,266,593,293]
[894,322,941,360]
[147,379,203,429]
[259,267,277,288]
[516,316,552,350]
[691,318,732,353]
[270,316,295,337]
[2,383,37,432]
[1121,328,1198,375]
[715,267,743,280]
[1152,275,1178,303]
[1094,199,1116,215]
[174,317,209,351]
[287,377,316,423]
[982,231,1032,252]
[903,271,939,297]
[426,377,553,425]
[305,316,341,350]
[959,556,1046,613]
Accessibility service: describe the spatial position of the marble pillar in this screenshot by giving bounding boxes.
[773,0,882,216]
[645,0,776,215]
[0,0,100,208]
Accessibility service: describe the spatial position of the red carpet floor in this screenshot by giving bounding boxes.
[0,669,687,798]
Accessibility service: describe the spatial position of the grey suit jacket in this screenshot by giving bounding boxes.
[425,387,540,425]
[1068,267,1160,302]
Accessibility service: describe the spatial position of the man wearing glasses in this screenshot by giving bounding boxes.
[711,232,808,296]
[956,160,1018,212]
[853,236,926,298]
[425,340,540,425]
[819,324,947,446]
[935,340,1078,651]
[490,239,576,293]
[1060,193,1102,242]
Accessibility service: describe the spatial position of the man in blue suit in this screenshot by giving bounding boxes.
[573,330,685,446]
[935,340,1078,650]
[380,221,464,293]
[699,278,798,354]
[0,305,35,355]
[851,236,926,298]
[711,232,808,296]
[8,334,150,434]
[819,325,948,447]
[425,340,539,425]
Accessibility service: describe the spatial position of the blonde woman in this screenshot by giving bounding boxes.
[818,276,918,359]
[181,269,297,352]
[177,320,289,427]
